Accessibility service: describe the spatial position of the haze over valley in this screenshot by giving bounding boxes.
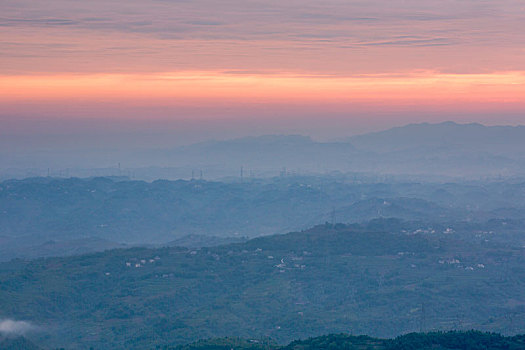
[2,122,525,349]
[2,0,525,348]
[3,122,525,181]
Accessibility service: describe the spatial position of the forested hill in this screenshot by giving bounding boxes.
[5,331,525,350]
[4,175,525,261]
[1,223,525,349]
[0,335,41,350]
[171,331,525,350]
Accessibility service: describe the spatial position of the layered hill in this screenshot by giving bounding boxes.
[146,122,525,178]
[4,122,525,180]
[169,331,525,350]
[3,176,525,260]
[1,223,525,349]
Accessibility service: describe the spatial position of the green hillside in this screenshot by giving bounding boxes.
[1,223,525,349]
[144,331,525,350]
[4,331,525,350]
[0,336,41,350]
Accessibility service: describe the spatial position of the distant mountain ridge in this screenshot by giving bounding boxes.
[164,121,525,178]
[184,134,316,148]
[347,121,525,154]
[180,121,525,154]
[3,121,525,179]
[161,134,357,176]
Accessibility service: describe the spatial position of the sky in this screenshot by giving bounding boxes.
[1,0,525,144]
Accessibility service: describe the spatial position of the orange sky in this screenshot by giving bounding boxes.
[1,0,525,129]
[2,70,524,112]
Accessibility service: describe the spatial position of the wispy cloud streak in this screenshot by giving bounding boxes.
[1,0,524,74]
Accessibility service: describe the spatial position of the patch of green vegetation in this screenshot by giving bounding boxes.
[1,224,525,349]
[0,336,41,350]
[164,331,525,350]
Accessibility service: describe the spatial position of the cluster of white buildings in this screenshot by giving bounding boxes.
[438,257,485,271]
[125,256,161,268]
